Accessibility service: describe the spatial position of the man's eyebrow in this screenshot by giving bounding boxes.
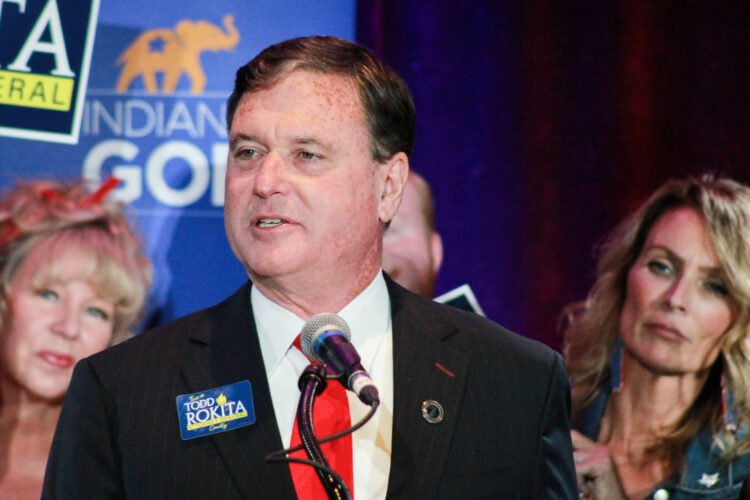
[229,134,334,152]
[294,136,332,150]
[229,133,257,149]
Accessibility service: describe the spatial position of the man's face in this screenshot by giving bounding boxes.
[225,70,402,300]
[382,178,442,298]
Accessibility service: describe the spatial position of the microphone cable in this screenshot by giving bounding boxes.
[265,364,380,500]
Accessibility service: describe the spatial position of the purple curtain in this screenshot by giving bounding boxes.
[357,1,750,350]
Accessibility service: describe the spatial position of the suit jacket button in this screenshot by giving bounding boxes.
[421,400,444,423]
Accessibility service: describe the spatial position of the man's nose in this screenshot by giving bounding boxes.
[253,151,289,198]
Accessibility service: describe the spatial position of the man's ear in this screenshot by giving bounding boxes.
[430,231,444,274]
[378,152,409,224]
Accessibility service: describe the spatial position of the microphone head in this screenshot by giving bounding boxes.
[300,313,351,362]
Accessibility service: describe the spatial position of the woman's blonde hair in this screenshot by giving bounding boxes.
[0,179,152,343]
[563,174,750,461]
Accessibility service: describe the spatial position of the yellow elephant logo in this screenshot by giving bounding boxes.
[115,14,239,94]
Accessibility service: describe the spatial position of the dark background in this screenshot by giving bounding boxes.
[357,1,750,350]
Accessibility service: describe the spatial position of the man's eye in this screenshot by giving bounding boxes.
[237,148,258,159]
[299,151,317,160]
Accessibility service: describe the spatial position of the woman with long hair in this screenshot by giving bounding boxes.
[563,175,750,499]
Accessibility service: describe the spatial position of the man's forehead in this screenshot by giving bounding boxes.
[239,70,361,111]
[231,69,368,140]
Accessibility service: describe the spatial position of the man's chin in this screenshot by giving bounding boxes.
[245,256,308,282]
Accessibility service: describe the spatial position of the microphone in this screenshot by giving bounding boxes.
[300,313,380,406]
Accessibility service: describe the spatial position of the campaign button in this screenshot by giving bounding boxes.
[176,380,256,440]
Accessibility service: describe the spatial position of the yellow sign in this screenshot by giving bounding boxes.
[0,70,74,111]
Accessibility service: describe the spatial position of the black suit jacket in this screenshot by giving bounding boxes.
[43,277,577,499]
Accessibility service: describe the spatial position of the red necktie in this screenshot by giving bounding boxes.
[290,336,354,499]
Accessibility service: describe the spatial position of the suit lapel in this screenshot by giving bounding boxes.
[177,278,468,497]
[385,277,470,497]
[180,282,297,499]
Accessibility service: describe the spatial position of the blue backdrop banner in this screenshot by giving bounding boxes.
[1,0,355,328]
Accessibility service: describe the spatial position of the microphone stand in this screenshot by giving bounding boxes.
[296,364,351,500]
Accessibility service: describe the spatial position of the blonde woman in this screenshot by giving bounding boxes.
[563,175,750,499]
[0,179,151,499]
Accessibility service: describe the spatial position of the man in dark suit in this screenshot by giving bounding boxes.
[43,36,577,499]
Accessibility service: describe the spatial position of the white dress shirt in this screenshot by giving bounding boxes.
[252,272,393,499]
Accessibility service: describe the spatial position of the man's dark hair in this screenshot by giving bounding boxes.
[226,36,416,163]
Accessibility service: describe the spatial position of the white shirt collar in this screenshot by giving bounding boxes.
[251,286,304,375]
[252,271,390,373]
[251,272,393,499]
